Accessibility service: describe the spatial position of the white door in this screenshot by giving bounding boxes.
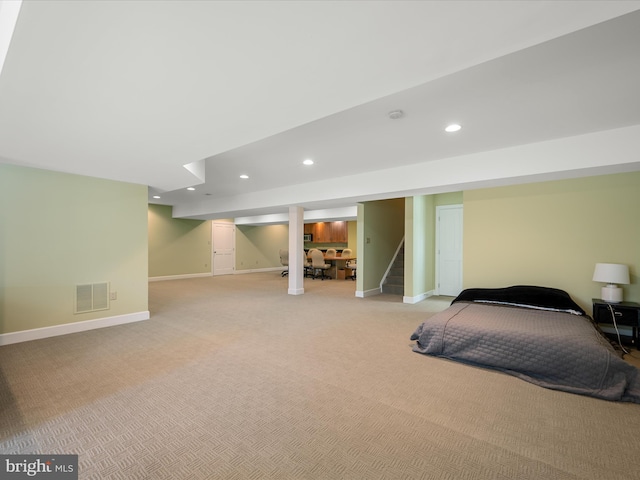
[212,222,235,276]
[436,205,463,297]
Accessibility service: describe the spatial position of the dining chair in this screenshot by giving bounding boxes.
[342,248,355,280]
[303,250,313,277]
[310,248,331,280]
[279,248,289,277]
[347,261,356,280]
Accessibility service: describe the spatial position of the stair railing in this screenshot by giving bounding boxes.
[379,237,405,293]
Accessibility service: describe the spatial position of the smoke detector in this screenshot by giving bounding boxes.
[388,110,404,120]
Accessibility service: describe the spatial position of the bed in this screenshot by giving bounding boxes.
[410,286,640,403]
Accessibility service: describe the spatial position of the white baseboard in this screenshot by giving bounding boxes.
[403,290,436,304]
[149,272,212,282]
[0,311,150,346]
[234,267,284,274]
[356,288,381,298]
[150,268,289,279]
[288,288,304,295]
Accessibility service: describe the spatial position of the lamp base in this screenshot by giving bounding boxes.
[601,285,623,303]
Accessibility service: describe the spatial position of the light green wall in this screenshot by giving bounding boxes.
[404,193,462,299]
[404,196,434,299]
[464,172,640,314]
[435,192,463,206]
[148,204,211,277]
[359,198,405,292]
[0,164,148,334]
[347,220,357,256]
[236,224,289,271]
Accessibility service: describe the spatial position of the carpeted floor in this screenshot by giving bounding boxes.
[1,273,639,479]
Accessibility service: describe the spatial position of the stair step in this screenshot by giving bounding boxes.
[385,274,403,284]
[382,242,405,295]
[382,284,404,295]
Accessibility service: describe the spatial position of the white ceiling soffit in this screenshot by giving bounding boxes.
[0,1,639,222]
[234,206,358,226]
[171,8,640,220]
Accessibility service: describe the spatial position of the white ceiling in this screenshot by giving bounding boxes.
[1,1,639,222]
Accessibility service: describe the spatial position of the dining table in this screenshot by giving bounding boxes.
[307,253,355,279]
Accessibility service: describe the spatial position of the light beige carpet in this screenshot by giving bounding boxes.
[1,273,639,479]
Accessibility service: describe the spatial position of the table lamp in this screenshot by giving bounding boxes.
[592,263,630,303]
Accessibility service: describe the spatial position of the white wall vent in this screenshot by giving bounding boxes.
[75,282,110,314]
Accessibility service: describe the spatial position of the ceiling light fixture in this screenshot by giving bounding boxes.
[153,195,160,199]
[187,187,196,191]
[240,174,249,179]
[388,110,404,120]
[445,123,462,132]
[303,159,314,166]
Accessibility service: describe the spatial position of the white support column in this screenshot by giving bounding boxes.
[288,206,305,295]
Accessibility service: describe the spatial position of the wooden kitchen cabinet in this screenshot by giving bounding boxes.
[313,222,327,242]
[330,221,347,243]
[305,221,348,243]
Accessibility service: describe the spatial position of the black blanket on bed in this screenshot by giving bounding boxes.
[451,285,586,316]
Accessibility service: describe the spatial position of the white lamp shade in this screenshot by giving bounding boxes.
[593,263,629,303]
[592,263,630,285]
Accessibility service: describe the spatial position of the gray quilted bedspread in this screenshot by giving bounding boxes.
[410,302,640,403]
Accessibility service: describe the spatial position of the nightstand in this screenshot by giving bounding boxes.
[592,299,640,348]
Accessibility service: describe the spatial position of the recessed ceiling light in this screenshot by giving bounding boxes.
[240,174,249,179]
[152,195,161,199]
[187,187,196,191]
[303,159,314,166]
[388,110,404,120]
[445,123,462,133]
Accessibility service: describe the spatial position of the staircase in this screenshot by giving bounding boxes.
[382,244,404,295]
